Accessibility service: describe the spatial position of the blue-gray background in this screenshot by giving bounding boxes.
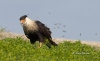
[0,0,100,41]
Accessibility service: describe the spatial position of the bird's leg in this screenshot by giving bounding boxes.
[37,33,44,48]
[38,42,43,48]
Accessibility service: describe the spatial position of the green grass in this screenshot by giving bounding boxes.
[0,38,100,61]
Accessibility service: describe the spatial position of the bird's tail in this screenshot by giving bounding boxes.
[46,38,58,48]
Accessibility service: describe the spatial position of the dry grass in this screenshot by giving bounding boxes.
[53,38,100,48]
[0,28,100,48]
[0,30,28,40]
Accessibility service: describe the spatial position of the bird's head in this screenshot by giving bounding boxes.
[19,15,27,24]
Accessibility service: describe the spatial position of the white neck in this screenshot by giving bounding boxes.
[22,17,38,32]
[25,17,35,22]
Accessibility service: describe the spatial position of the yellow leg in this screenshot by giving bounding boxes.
[38,42,43,48]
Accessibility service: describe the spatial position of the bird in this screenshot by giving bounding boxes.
[80,33,81,36]
[63,25,66,27]
[54,24,57,25]
[19,15,58,48]
[63,30,66,32]
[62,36,65,37]
[57,27,60,28]
[95,33,97,35]
[49,12,51,14]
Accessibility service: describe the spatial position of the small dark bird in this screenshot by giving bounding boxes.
[63,25,66,27]
[19,15,58,48]
[59,23,61,25]
[54,24,57,25]
[49,12,51,14]
[80,33,81,36]
[95,33,97,35]
[62,36,65,37]
[63,30,66,32]
[58,27,60,28]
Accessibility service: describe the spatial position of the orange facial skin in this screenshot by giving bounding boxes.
[20,19,26,24]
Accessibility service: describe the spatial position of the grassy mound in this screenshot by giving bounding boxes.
[0,38,100,61]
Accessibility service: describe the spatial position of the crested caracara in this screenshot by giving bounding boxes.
[19,15,58,48]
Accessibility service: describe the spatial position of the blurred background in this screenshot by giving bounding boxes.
[0,0,100,41]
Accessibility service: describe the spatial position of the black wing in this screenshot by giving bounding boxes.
[35,21,52,39]
[35,21,58,47]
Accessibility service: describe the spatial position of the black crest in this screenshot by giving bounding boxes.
[19,15,27,20]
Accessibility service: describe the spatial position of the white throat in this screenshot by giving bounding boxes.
[22,17,38,32]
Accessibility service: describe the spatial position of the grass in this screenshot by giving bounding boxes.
[0,37,100,61]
